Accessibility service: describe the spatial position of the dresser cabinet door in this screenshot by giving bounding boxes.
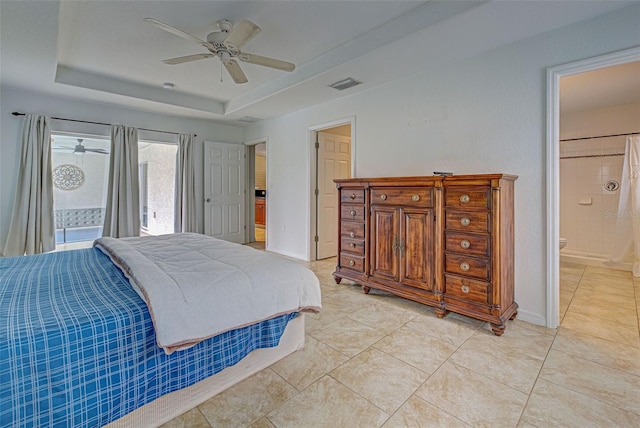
[400,208,434,291]
[370,206,399,281]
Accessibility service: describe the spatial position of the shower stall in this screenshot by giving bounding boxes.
[559,103,640,272]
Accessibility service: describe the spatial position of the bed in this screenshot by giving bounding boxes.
[0,233,321,427]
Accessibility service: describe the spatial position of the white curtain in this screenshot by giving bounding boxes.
[2,114,55,256]
[174,133,199,233]
[103,125,140,238]
[609,135,640,276]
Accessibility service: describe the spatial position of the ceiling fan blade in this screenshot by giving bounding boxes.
[163,53,214,65]
[86,148,109,154]
[144,18,215,50]
[224,20,261,49]
[223,59,248,84]
[238,53,295,72]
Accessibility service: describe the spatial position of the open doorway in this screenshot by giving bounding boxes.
[310,119,354,260]
[546,47,640,328]
[245,140,268,250]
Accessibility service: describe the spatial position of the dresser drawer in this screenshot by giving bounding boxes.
[445,188,490,209]
[340,188,365,203]
[341,237,365,255]
[341,221,365,239]
[445,211,490,233]
[340,253,365,272]
[370,187,432,207]
[445,274,489,305]
[445,232,490,257]
[341,204,366,221]
[444,254,490,280]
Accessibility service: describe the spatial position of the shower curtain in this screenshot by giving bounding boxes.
[609,135,640,276]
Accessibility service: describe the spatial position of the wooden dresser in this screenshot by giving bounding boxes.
[333,174,517,335]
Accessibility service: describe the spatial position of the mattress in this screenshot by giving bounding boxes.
[0,248,297,427]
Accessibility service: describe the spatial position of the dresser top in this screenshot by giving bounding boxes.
[334,173,518,186]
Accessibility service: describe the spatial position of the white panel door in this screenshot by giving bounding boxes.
[204,141,245,243]
[317,131,351,259]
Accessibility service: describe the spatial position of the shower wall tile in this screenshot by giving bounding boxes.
[560,102,639,257]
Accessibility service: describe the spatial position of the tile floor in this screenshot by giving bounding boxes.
[163,260,640,427]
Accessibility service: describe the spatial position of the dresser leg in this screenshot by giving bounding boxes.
[434,308,446,319]
[362,285,371,294]
[509,311,518,321]
[333,276,342,284]
[490,323,506,336]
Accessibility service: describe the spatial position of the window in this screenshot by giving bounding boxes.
[137,141,178,236]
[51,133,110,248]
[139,162,149,230]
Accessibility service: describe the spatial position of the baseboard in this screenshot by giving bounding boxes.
[515,309,548,328]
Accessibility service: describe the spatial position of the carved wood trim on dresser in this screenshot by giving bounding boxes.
[333,174,517,335]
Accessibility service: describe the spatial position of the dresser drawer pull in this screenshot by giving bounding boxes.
[349,231,355,238]
[460,194,470,203]
[460,217,471,226]
[460,262,470,272]
[348,259,355,266]
[412,194,420,202]
[461,284,470,294]
[460,239,471,249]
[349,243,356,248]
[380,194,387,200]
[350,210,356,216]
[350,193,357,199]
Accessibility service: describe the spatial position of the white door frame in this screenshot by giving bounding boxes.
[244,137,268,245]
[309,116,356,261]
[545,46,640,328]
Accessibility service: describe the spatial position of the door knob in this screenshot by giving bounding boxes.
[206,198,211,202]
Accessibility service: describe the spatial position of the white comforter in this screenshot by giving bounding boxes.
[94,233,321,354]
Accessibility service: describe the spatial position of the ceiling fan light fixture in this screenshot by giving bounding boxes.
[329,77,362,91]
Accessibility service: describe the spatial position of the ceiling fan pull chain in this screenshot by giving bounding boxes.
[220,62,223,83]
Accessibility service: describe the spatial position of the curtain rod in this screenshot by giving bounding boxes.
[11,112,196,137]
[560,131,638,142]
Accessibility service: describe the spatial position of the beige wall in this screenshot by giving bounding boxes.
[255,154,266,190]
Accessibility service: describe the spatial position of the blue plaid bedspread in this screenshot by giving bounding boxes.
[0,248,297,427]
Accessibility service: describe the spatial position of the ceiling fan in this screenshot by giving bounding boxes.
[53,138,109,155]
[144,18,295,84]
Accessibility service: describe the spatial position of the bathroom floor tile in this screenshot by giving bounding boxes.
[567,299,638,327]
[552,328,640,375]
[561,311,640,346]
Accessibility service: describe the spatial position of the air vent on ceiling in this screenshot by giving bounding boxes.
[238,116,262,123]
[329,77,362,91]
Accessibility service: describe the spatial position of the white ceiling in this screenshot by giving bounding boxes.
[1,1,637,126]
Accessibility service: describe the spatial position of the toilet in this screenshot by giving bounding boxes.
[559,237,567,250]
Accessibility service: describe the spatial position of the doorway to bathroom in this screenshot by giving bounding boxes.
[547,46,640,329]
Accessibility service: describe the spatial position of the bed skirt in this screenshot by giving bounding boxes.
[106,314,306,427]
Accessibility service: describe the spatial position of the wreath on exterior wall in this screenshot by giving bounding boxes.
[53,164,85,191]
